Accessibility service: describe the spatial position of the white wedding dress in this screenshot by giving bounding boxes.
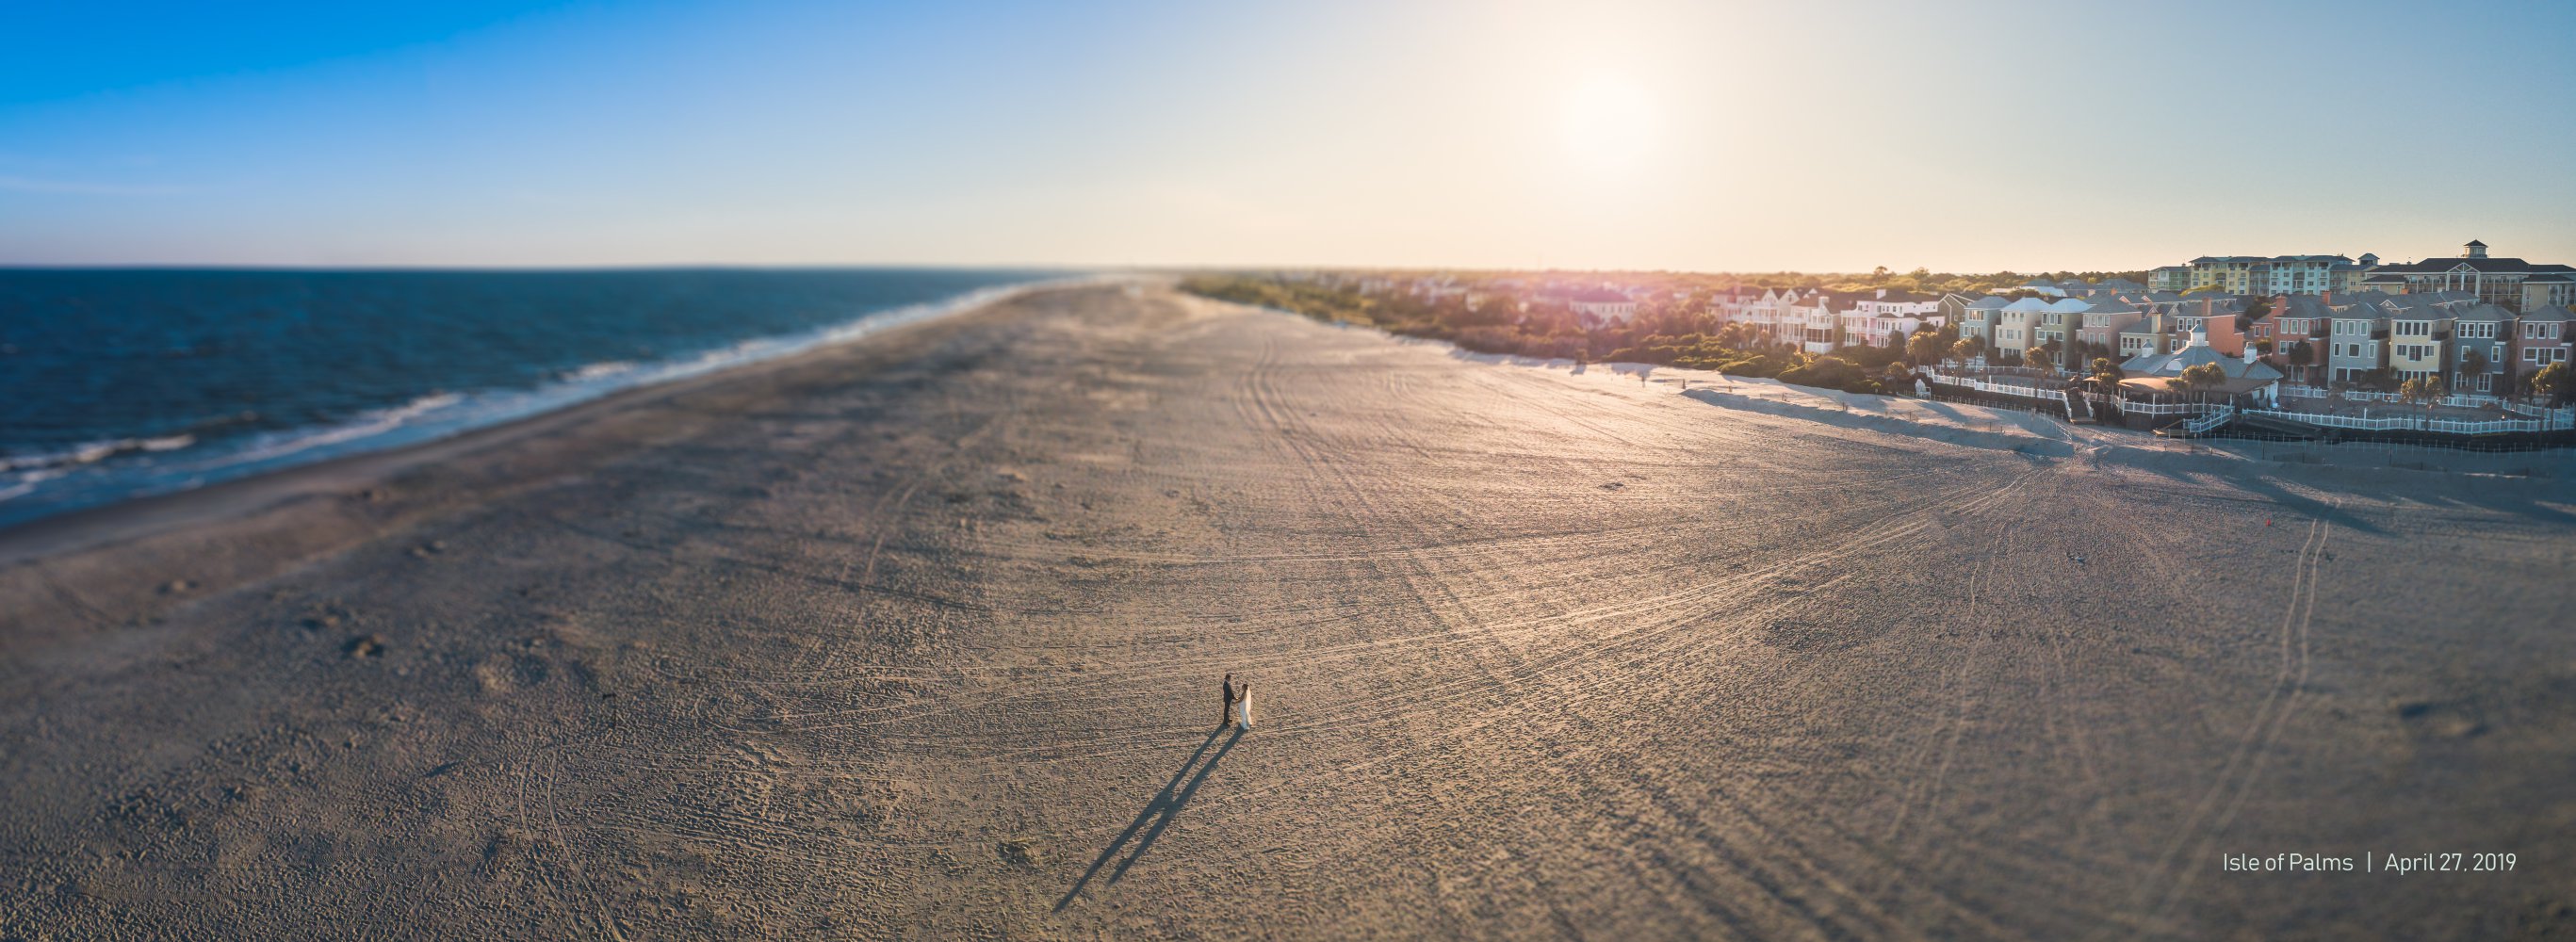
[1234,690,1253,730]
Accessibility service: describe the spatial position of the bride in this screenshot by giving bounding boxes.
[1233,682,1253,730]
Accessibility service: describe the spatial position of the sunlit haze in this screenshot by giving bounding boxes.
[6,0,2573,270]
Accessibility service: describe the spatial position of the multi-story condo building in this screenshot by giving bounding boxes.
[2356,240,2576,313]
[2158,254,2361,296]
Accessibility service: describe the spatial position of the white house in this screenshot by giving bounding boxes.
[1568,287,1639,324]
[1836,289,1943,349]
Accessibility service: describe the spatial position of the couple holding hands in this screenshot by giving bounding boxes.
[1219,673,1254,731]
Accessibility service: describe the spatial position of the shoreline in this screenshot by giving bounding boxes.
[0,277,1095,566]
[0,281,1096,656]
[0,272,1093,534]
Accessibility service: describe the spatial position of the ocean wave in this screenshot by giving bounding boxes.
[1,433,201,474]
[0,274,1100,523]
[562,360,638,382]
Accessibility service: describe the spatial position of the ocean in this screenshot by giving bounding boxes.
[0,268,1071,529]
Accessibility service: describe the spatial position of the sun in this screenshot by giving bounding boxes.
[1558,74,1658,173]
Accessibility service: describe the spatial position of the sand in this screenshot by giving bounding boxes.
[3,284,2572,939]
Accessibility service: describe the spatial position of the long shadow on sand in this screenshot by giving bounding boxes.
[1055,725,1244,911]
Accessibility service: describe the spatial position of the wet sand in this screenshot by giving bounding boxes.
[3,284,2572,939]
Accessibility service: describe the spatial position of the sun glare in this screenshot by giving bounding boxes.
[1558,74,1658,173]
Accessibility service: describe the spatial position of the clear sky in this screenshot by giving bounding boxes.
[6,0,2573,271]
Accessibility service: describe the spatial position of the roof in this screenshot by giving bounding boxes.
[2450,303,2513,324]
[2519,304,2573,323]
[2120,336,2284,382]
[1851,289,1936,304]
[2274,296,2338,320]
[2370,257,2576,274]
[2185,254,2352,266]
[1569,287,1632,302]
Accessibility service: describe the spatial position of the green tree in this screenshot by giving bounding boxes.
[2458,349,2488,389]
[2398,376,2447,421]
[2166,362,2227,397]
[1906,331,1947,365]
[2529,361,2570,404]
[2091,356,2126,389]
[1949,337,1983,362]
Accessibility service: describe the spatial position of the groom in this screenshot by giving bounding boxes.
[1218,673,1240,730]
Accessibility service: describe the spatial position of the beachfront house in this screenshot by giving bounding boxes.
[1790,292,1841,353]
[2163,293,2246,354]
[2073,297,2144,359]
[2117,314,2170,361]
[1993,299,2038,361]
[2448,303,2511,393]
[2269,296,2337,385]
[1838,289,1940,349]
[1943,294,2006,355]
[1568,287,1639,325]
[2387,304,2451,383]
[2032,298,2091,356]
[2514,304,2571,382]
[2325,300,2389,384]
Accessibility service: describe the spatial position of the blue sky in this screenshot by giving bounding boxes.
[5,0,2573,271]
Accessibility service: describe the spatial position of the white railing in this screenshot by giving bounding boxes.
[2178,404,2237,433]
[2502,401,2576,422]
[1922,370,2070,407]
[2239,408,2571,434]
[2117,398,2225,416]
[2275,385,2538,411]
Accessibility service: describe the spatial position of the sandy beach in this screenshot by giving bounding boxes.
[3,283,2572,939]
